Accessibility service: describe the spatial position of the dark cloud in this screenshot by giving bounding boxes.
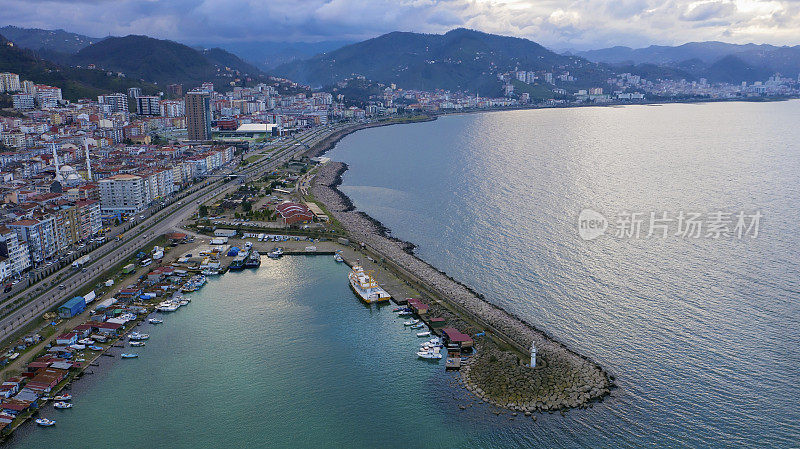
[0,0,798,49]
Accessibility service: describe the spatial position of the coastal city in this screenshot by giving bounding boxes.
[0,2,798,447]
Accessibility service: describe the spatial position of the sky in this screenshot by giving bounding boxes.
[2,0,799,50]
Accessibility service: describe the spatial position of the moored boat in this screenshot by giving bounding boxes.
[148,318,163,324]
[267,247,284,259]
[53,401,72,409]
[416,331,431,337]
[129,341,145,347]
[53,394,71,401]
[404,319,420,326]
[348,264,391,304]
[244,251,261,268]
[120,353,138,359]
[333,251,344,263]
[88,345,103,351]
[36,418,55,426]
[129,332,149,341]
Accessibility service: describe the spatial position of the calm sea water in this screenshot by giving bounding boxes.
[326,101,800,448]
[9,102,800,449]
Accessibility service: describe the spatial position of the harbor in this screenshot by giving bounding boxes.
[4,255,562,449]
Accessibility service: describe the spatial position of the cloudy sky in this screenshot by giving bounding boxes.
[3,0,799,49]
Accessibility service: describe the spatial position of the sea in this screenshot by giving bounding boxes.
[8,101,800,448]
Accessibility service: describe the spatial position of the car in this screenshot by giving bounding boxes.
[81,268,88,273]
[58,284,66,290]
[3,285,11,293]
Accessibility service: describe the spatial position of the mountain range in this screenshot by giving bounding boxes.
[1,24,798,100]
[572,42,800,82]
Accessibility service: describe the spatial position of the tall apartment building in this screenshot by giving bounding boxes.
[0,73,21,93]
[8,217,58,265]
[0,225,31,277]
[98,93,129,113]
[34,85,62,108]
[98,174,146,215]
[186,91,212,141]
[159,99,185,117]
[12,93,35,110]
[127,87,142,99]
[136,96,160,116]
[75,200,102,239]
[167,83,183,98]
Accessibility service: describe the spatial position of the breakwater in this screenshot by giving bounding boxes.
[311,161,612,412]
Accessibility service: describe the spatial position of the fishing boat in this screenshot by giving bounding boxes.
[392,307,405,312]
[397,310,413,317]
[201,268,221,276]
[129,332,149,341]
[157,302,179,312]
[229,252,248,271]
[69,344,86,351]
[88,345,103,351]
[53,394,71,401]
[179,299,189,306]
[410,323,424,329]
[36,418,55,427]
[333,251,344,263]
[129,341,145,347]
[416,331,431,337]
[120,353,138,359]
[244,251,261,268]
[348,264,391,304]
[148,318,163,324]
[404,319,420,326]
[54,401,73,409]
[77,338,94,345]
[267,247,284,259]
[417,348,443,360]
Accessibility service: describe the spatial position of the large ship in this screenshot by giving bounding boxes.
[348,264,391,304]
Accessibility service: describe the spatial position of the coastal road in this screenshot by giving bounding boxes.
[0,125,348,344]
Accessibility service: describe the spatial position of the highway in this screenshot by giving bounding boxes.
[0,124,347,344]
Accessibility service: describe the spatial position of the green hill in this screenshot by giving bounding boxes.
[273,28,607,95]
[0,34,157,100]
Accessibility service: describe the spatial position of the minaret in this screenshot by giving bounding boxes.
[51,144,61,179]
[84,139,93,181]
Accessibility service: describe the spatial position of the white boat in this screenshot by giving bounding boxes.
[148,319,163,324]
[69,344,86,350]
[267,248,284,259]
[417,349,443,360]
[54,401,73,409]
[179,300,189,306]
[53,394,71,401]
[410,323,424,329]
[403,319,420,326]
[129,332,149,341]
[120,353,138,359]
[416,331,431,337]
[157,303,179,313]
[36,418,56,426]
[77,338,95,345]
[333,252,344,263]
[348,264,391,304]
[129,341,145,347]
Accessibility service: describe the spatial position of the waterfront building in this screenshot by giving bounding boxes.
[0,225,31,276]
[8,217,58,265]
[186,91,212,141]
[98,174,147,215]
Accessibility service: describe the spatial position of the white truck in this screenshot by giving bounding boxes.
[72,255,90,269]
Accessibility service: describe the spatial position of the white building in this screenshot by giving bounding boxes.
[12,93,35,110]
[98,174,147,215]
[0,73,21,93]
[136,96,160,116]
[0,225,31,277]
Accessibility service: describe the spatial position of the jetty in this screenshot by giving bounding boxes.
[310,161,613,412]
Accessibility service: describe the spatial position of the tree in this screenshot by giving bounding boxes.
[198,205,208,217]
[242,201,252,213]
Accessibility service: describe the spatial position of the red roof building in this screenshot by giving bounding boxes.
[275,202,314,226]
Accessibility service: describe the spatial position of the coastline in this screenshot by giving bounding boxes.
[307,122,614,412]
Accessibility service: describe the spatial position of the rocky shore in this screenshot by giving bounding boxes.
[310,160,613,412]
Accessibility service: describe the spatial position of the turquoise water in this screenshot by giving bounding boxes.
[9,257,554,448]
[326,102,800,448]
